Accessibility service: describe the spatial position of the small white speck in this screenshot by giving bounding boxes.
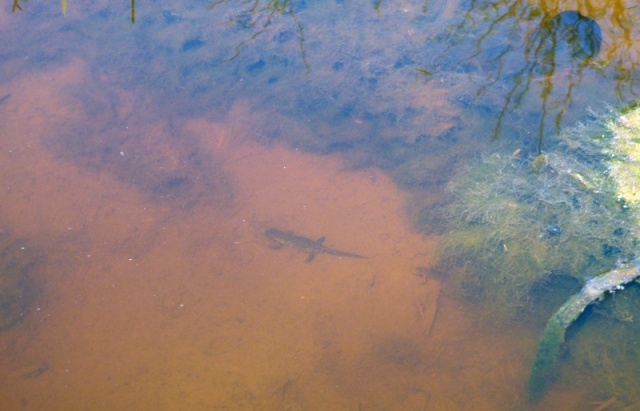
[120,151,125,156]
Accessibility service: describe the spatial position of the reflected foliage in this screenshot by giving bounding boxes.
[518,9,602,149]
[208,0,309,71]
[421,0,640,148]
[190,0,640,188]
[11,0,640,153]
[538,11,601,63]
[11,0,22,12]
[11,0,136,23]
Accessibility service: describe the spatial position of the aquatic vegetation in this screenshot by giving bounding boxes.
[424,105,640,319]
[425,104,640,402]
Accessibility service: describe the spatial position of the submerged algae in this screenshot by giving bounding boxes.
[528,105,640,402]
[426,142,636,321]
[426,105,640,402]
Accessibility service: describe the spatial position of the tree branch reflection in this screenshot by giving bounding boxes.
[11,0,23,12]
[201,0,640,149]
[11,0,136,23]
[420,0,640,149]
[11,0,640,152]
[208,0,310,71]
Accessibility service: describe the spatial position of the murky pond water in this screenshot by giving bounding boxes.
[2,0,640,409]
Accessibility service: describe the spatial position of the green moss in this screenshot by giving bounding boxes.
[428,111,640,322]
[529,154,548,174]
[426,104,640,400]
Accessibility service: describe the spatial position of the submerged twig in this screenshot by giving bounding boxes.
[528,261,640,402]
[427,288,441,337]
[591,396,617,411]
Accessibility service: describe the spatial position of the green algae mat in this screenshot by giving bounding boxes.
[527,106,640,401]
[422,105,640,402]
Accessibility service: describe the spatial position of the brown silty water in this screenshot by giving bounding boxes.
[0,58,562,410]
